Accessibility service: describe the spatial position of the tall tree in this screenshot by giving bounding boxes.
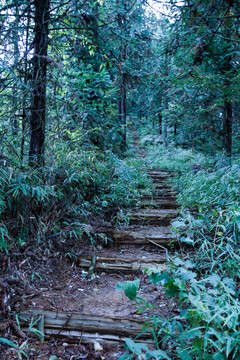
[28,0,50,167]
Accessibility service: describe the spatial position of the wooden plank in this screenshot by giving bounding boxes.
[112,226,176,245]
[21,327,153,344]
[141,195,177,202]
[19,309,150,338]
[78,255,166,273]
[140,189,177,197]
[152,179,172,185]
[127,209,177,225]
[147,171,175,178]
[152,190,177,197]
[153,184,173,190]
[139,198,179,209]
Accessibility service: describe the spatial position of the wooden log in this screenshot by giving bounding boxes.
[152,179,172,185]
[19,309,151,340]
[127,209,177,225]
[78,255,166,273]
[153,184,173,190]
[147,171,175,178]
[139,198,179,209]
[152,189,177,197]
[112,226,176,245]
[141,195,177,202]
[34,329,152,344]
[21,326,128,343]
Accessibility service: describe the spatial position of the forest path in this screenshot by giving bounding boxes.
[19,132,179,359]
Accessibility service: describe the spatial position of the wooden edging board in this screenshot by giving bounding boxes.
[19,308,152,344]
[78,255,166,273]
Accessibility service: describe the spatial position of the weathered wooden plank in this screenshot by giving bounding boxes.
[78,255,166,273]
[140,189,177,197]
[152,190,177,198]
[19,309,150,338]
[147,171,175,178]
[127,209,177,225]
[21,327,153,344]
[139,198,179,209]
[152,181,173,187]
[112,226,176,245]
[141,195,177,202]
[153,184,173,190]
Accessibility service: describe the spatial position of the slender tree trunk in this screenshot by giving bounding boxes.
[121,73,127,145]
[21,4,31,164]
[162,54,168,148]
[117,0,127,151]
[221,4,234,158]
[223,100,233,157]
[162,94,168,148]
[29,0,50,167]
[174,123,177,136]
[158,112,162,135]
[12,0,20,138]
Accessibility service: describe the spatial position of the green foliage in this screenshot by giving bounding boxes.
[0,147,149,251]
[0,337,28,359]
[116,279,140,301]
[147,258,240,359]
[142,141,213,174]
[119,339,171,360]
[120,143,240,360]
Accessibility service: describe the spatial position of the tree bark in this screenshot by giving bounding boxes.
[117,1,127,151]
[29,0,50,167]
[223,100,233,157]
[12,0,20,138]
[158,112,162,135]
[163,94,168,148]
[21,4,31,164]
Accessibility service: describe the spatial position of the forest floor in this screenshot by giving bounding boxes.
[0,133,182,359]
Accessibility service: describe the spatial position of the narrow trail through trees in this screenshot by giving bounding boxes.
[19,132,179,352]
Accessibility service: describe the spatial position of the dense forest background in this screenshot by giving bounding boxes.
[1,0,240,359]
[1,0,239,244]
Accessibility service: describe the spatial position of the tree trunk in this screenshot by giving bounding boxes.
[174,123,177,136]
[163,95,168,148]
[29,0,50,167]
[21,4,31,164]
[117,0,127,151]
[12,0,20,138]
[223,100,233,157]
[158,112,162,135]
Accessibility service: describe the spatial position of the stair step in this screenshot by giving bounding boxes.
[139,198,179,209]
[78,255,166,274]
[153,189,177,197]
[153,184,173,190]
[20,309,151,344]
[147,171,175,178]
[112,225,176,245]
[126,209,177,225]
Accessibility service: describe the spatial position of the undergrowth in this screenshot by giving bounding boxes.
[0,146,150,252]
[119,141,240,360]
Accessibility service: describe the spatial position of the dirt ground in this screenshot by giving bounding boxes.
[0,239,179,359]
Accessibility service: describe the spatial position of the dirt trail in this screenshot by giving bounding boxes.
[17,133,179,359]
